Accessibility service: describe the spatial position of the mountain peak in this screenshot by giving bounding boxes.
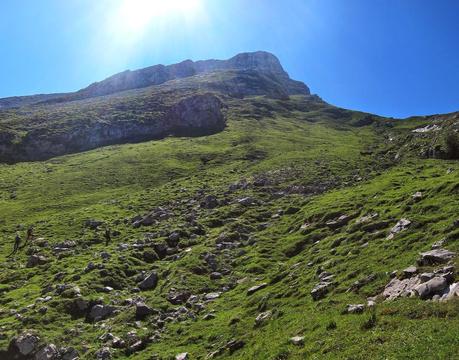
[0,51,309,109]
[76,51,309,100]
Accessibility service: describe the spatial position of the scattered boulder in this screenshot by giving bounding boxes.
[417,248,455,266]
[311,282,332,301]
[35,344,59,360]
[237,197,256,206]
[356,213,378,225]
[402,266,418,279]
[127,340,145,355]
[95,346,111,359]
[226,339,245,354]
[383,263,456,301]
[84,219,104,230]
[326,215,351,229]
[204,292,221,301]
[135,302,153,319]
[415,276,448,300]
[14,332,40,356]
[167,290,191,305]
[255,310,272,326]
[60,347,79,360]
[88,304,115,322]
[344,304,365,314]
[412,191,423,201]
[176,352,189,360]
[382,276,421,300]
[201,195,219,209]
[311,269,334,300]
[210,272,223,280]
[26,255,48,268]
[138,272,158,291]
[444,283,459,300]
[386,218,411,240]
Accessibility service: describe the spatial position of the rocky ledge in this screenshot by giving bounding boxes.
[0,93,226,163]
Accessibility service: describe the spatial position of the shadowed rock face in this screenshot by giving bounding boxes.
[0,93,226,163]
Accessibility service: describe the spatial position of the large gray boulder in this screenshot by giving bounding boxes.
[415,277,449,299]
[417,248,456,266]
[35,344,59,360]
[138,272,158,291]
[14,332,40,356]
[88,304,115,322]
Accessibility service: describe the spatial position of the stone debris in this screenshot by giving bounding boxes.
[412,124,441,133]
[386,218,411,240]
[382,261,457,301]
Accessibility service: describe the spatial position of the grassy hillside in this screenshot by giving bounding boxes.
[0,94,458,359]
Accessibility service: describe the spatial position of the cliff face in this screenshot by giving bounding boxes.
[0,94,226,163]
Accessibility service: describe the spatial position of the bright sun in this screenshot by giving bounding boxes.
[115,0,203,34]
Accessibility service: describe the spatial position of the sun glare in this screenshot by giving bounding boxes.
[115,0,203,34]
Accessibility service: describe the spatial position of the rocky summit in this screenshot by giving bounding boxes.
[0,51,459,359]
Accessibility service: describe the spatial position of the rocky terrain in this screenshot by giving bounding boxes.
[0,52,458,359]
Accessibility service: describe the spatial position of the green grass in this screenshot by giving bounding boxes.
[0,94,458,359]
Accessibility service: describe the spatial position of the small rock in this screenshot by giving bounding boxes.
[290,336,305,346]
[247,283,267,295]
[344,304,365,314]
[203,313,216,320]
[386,218,411,240]
[60,347,79,360]
[255,310,272,326]
[311,282,332,301]
[176,353,189,360]
[204,292,221,301]
[237,197,255,206]
[226,339,245,354]
[95,346,111,359]
[26,255,48,268]
[210,272,223,280]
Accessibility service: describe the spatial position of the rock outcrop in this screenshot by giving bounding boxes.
[0,93,226,163]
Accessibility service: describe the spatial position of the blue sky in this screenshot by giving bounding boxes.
[1,0,458,118]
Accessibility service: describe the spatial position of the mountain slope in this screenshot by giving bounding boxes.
[0,52,311,163]
[0,51,309,110]
[0,53,458,360]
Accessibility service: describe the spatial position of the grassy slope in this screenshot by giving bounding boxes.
[0,95,458,359]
